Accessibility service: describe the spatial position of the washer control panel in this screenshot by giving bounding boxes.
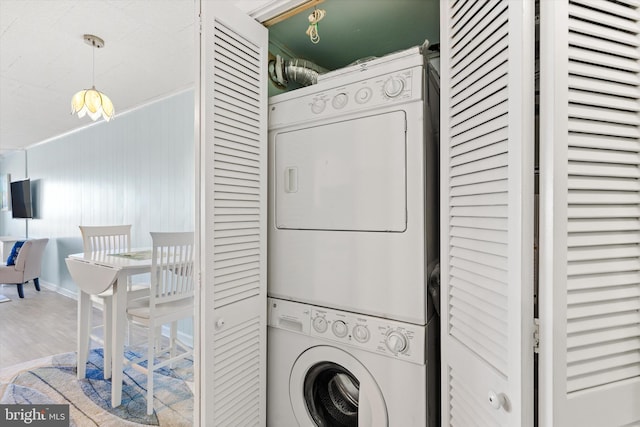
[268,297,426,364]
[269,65,423,128]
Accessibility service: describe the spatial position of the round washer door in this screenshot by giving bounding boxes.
[290,345,388,427]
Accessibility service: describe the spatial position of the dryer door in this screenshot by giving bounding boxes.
[290,346,388,427]
[274,111,407,232]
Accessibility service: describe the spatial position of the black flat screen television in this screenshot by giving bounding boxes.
[10,179,32,219]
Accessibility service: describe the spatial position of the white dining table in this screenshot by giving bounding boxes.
[65,249,152,408]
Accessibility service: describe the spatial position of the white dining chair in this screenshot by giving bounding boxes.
[78,225,149,378]
[125,231,194,415]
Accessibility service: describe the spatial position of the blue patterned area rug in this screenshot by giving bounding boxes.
[0,348,193,426]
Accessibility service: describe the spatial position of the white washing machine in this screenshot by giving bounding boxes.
[267,46,439,325]
[267,297,438,427]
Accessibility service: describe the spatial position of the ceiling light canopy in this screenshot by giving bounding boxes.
[71,35,114,122]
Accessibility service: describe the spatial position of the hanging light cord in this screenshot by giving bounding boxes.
[306,8,326,44]
[91,41,95,88]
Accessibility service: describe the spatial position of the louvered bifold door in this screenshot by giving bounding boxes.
[440,1,535,426]
[539,1,640,425]
[197,2,268,426]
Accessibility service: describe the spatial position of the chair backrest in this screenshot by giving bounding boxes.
[79,225,131,254]
[15,238,49,280]
[150,231,195,306]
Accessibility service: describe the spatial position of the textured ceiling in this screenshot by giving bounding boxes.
[0,0,196,156]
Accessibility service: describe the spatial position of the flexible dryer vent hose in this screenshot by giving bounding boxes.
[269,55,327,88]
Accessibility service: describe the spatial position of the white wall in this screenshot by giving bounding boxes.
[0,89,195,297]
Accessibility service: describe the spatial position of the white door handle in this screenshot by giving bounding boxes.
[215,318,225,330]
[488,390,506,410]
[285,167,298,193]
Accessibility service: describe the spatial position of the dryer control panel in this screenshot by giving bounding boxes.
[268,297,427,365]
[269,65,423,128]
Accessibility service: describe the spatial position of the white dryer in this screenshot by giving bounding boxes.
[267,297,438,427]
[267,46,439,325]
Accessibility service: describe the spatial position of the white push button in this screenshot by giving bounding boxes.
[355,87,372,104]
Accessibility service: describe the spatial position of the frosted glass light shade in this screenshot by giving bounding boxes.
[71,86,114,122]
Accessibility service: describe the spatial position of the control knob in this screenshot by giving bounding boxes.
[311,98,326,114]
[312,316,328,333]
[355,87,373,104]
[383,76,405,98]
[385,329,408,354]
[353,325,370,343]
[332,320,348,338]
[332,93,348,109]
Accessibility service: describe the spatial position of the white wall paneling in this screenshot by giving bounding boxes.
[0,90,195,337]
[0,150,28,238]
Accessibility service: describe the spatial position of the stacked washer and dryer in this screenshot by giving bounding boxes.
[267,45,440,427]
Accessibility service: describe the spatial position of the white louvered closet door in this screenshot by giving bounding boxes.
[539,1,640,425]
[440,1,535,426]
[197,2,268,426]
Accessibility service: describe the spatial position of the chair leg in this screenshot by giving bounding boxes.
[17,283,24,298]
[155,326,162,353]
[147,326,155,416]
[170,321,178,369]
[125,322,131,347]
[33,278,41,292]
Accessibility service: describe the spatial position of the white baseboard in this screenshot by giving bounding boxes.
[164,325,194,349]
[129,323,194,349]
[40,280,78,300]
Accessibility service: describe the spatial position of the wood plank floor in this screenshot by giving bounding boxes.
[0,284,101,369]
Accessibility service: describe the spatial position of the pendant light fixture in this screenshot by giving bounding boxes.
[71,34,114,122]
